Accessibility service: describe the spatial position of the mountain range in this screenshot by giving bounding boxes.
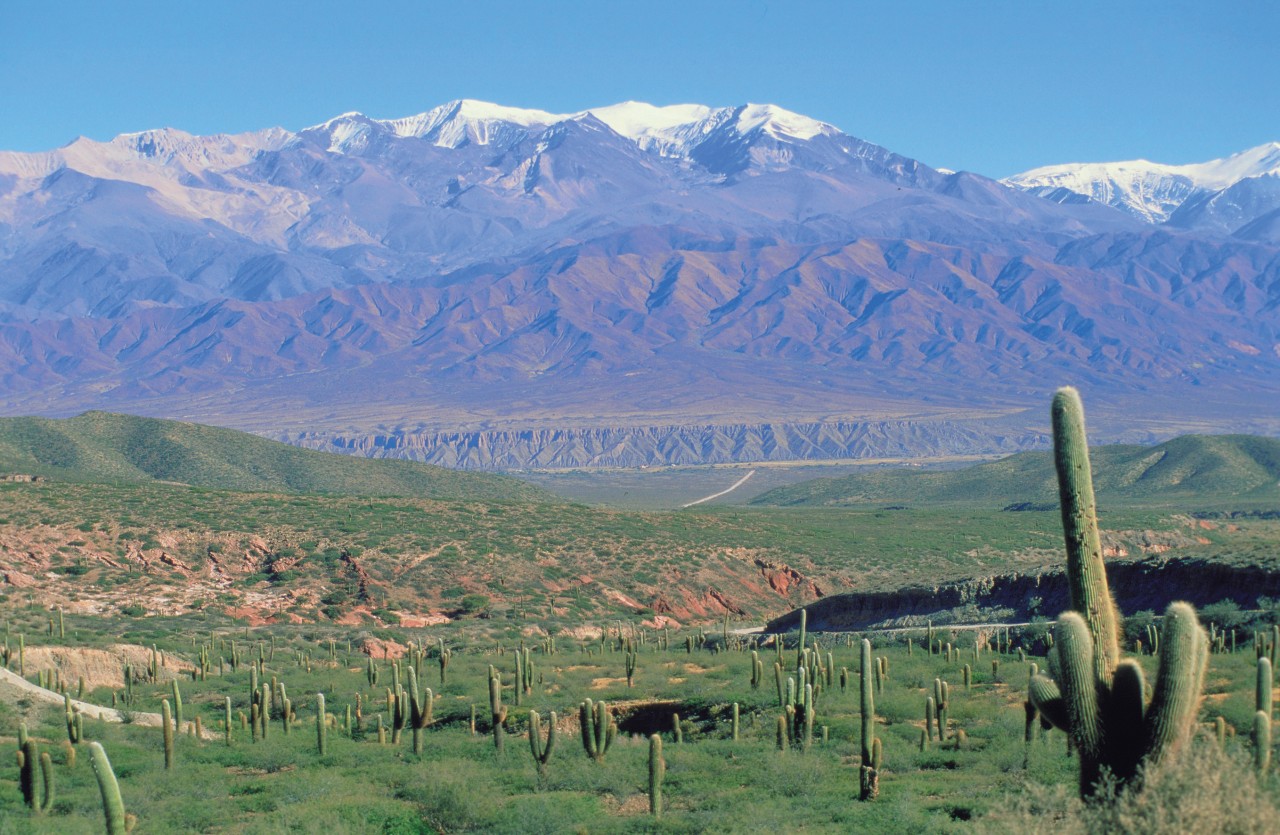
[1,101,1277,468]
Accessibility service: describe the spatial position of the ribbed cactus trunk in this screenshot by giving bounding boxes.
[649,734,665,818]
[1051,387,1121,682]
[490,671,506,753]
[161,699,175,770]
[1255,711,1272,774]
[1258,657,1273,717]
[88,742,127,835]
[20,739,39,809]
[859,638,878,800]
[316,693,327,755]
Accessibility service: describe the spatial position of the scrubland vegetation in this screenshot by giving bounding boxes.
[1,392,1279,832]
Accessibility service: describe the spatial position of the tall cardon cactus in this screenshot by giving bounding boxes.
[1029,388,1209,797]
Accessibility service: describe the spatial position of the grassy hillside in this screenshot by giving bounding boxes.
[752,434,1280,507]
[0,412,550,503]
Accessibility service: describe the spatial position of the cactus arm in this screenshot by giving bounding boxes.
[1107,659,1147,782]
[1258,657,1273,716]
[1051,387,1121,682]
[1256,711,1272,774]
[39,751,55,813]
[1142,602,1207,764]
[1028,675,1069,731]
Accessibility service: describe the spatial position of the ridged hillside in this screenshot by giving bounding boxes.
[0,412,551,502]
[751,434,1280,506]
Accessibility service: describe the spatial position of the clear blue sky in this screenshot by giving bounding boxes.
[3,0,1276,177]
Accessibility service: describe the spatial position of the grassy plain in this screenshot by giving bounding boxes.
[1,603,1276,833]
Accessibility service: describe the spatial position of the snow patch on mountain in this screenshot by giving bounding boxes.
[1007,142,1280,224]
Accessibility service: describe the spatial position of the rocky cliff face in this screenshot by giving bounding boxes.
[766,557,1280,632]
[279,418,1052,469]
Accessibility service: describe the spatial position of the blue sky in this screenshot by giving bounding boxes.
[3,0,1276,177]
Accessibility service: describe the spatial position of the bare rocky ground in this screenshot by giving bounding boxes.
[0,645,214,737]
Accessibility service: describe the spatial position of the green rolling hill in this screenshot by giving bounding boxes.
[0,412,551,502]
[751,434,1280,507]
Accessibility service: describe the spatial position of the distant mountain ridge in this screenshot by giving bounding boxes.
[1,101,1278,468]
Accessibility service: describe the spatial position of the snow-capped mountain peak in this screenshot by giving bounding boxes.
[387,99,562,148]
[733,103,833,140]
[1006,142,1280,224]
[299,100,841,158]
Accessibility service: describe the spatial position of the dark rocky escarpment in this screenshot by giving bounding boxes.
[765,557,1280,632]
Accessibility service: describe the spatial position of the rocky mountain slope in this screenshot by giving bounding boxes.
[1005,142,1280,239]
[2,102,1278,467]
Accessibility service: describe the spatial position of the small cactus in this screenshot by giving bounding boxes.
[161,699,174,770]
[528,710,556,773]
[625,646,638,687]
[316,693,327,755]
[490,669,507,753]
[649,733,665,818]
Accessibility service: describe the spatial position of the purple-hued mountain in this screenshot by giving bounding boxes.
[1,101,1277,468]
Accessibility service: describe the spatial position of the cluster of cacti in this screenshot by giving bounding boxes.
[18,737,55,813]
[64,693,83,743]
[1028,388,1210,797]
[934,678,950,740]
[579,698,615,761]
[515,646,534,704]
[438,638,451,684]
[1,631,24,673]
